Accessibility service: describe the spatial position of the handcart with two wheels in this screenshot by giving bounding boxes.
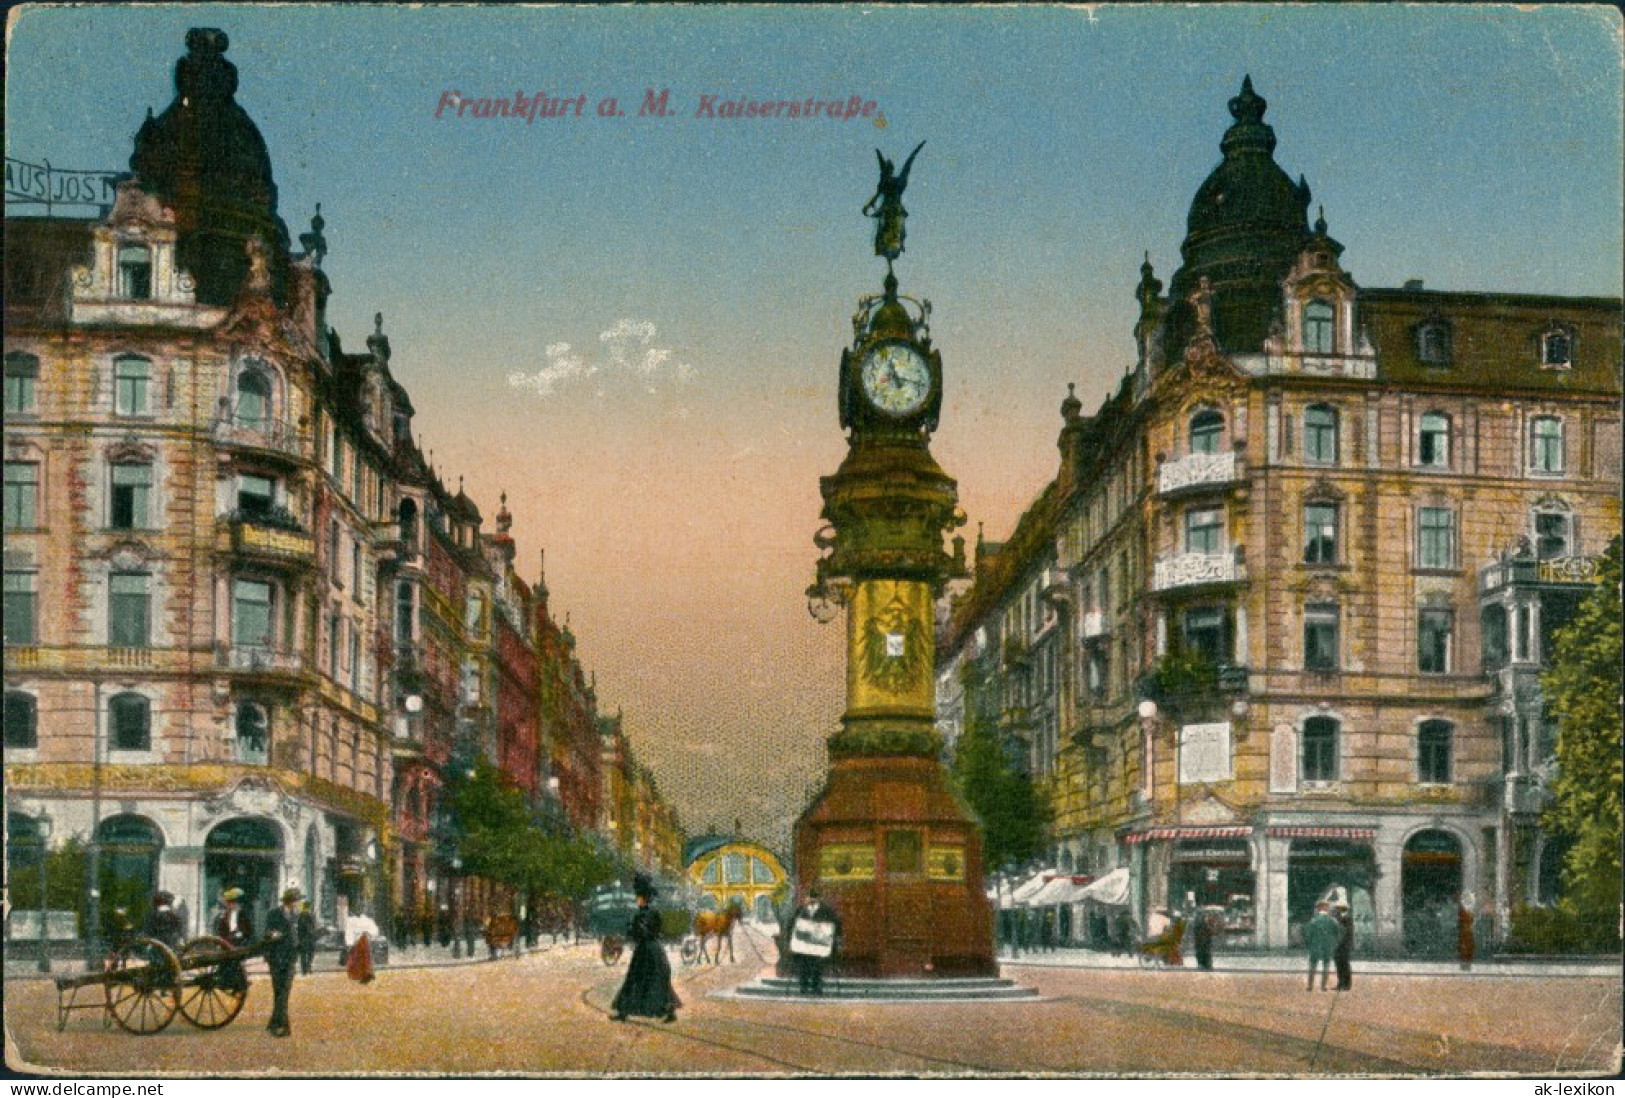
[53,934,268,1035]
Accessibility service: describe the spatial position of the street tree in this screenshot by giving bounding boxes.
[949,661,1051,875]
[1539,534,1623,948]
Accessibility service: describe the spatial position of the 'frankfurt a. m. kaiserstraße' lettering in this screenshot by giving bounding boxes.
[694,93,878,120]
[433,89,879,122]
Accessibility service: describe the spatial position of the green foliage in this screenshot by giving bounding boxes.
[829,725,943,759]
[7,837,88,931]
[1540,535,1624,945]
[443,758,616,902]
[1141,651,1219,708]
[1505,903,1619,955]
[949,663,1052,873]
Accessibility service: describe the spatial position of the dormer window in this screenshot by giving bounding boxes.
[1302,299,1335,354]
[118,244,153,300]
[1418,320,1453,366]
[1540,328,1572,370]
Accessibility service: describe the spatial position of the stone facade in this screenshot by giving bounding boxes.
[937,78,1621,954]
[4,28,685,948]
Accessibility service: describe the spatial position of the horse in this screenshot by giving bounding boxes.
[692,900,745,964]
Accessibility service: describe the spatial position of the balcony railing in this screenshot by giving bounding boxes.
[212,415,307,460]
[218,645,306,675]
[1157,450,1240,496]
[1480,553,1599,594]
[1153,551,1246,592]
[223,514,316,565]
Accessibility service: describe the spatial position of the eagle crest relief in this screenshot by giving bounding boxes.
[861,593,926,694]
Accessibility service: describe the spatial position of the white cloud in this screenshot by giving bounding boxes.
[509,318,693,399]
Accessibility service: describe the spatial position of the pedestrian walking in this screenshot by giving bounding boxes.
[1194,909,1215,971]
[1112,909,1133,957]
[1333,903,1354,990]
[1304,901,1340,991]
[610,874,680,1023]
[296,901,317,976]
[263,885,302,1038]
[1457,894,1475,971]
[788,887,843,996]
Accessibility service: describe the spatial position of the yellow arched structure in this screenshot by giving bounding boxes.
[685,838,788,924]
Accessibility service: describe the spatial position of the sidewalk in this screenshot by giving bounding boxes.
[997,943,1623,978]
[3,935,594,982]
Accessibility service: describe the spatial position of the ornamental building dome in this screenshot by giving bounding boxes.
[1166,76,1313,357]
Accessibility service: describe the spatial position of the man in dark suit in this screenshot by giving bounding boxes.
[263,885,302,1037]
[789,888,842,996]
[296,901,318,976]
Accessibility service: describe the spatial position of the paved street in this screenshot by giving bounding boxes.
[6,925,1619,1077]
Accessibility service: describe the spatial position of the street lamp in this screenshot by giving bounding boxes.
[36,813,53,973]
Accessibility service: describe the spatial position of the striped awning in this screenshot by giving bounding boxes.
[1123,826,1251,844]
[1266,826,1376,840]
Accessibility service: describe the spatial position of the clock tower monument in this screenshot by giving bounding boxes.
[795,148,996,978]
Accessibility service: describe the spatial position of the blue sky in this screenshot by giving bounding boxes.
[7,4,1622,847]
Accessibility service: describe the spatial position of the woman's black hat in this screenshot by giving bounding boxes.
[633,873,656,899]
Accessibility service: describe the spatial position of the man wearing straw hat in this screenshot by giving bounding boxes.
[263,884,303,1037]
[213,887,252,993]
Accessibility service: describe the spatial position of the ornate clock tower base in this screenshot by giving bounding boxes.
[795,755,996,978]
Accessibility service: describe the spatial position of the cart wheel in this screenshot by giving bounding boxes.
[600,935,624,965]
[1136,949,1155,968]
[176,936,249,1029]
[106,938,180,1035]
[680,937,700,966]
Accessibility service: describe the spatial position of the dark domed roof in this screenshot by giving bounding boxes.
[1167,77,1312,356]
[129,29,290,306]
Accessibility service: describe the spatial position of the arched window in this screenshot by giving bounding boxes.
[237,369,271,431]
[118,245,152,300]
[1530,416,1564,474]
[4,690,38,749]
[1301,716,1339,783]
[113,356,152,416]
[1188,409,1223,455]
[1302,300,1335,354]
[109,692,151,752]
[1418,412,1451,468]
[4,352,39,414]
[1303,404,1338,465]
[1418,720,1452,784]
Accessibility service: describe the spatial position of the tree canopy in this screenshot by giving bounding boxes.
[949,662,1052,873]
[1540,534,1622,945]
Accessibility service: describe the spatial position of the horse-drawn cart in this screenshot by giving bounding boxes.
[54,934,265,1035]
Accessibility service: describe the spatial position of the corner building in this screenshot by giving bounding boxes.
[3,29,630,945]
[938,78,1621,953]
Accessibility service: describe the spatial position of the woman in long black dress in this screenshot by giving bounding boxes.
[610,875,680,1023]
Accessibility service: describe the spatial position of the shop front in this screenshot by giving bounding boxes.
[1278,830,1376,949]
[1402,828,1464,956]
[1169,839,1256,941]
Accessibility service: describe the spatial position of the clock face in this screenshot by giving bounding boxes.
[859,341,931,417]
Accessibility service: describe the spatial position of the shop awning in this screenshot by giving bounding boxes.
[1009,868,1059,905]
[1078,867,1131,908]
[1123,826,1252,844]
[1266,826,1376,840]
[1026,875,1095,906]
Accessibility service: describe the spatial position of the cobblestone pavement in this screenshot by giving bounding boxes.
[5,925,1619,1077]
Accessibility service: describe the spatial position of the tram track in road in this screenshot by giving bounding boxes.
[579,921,1000,1074]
